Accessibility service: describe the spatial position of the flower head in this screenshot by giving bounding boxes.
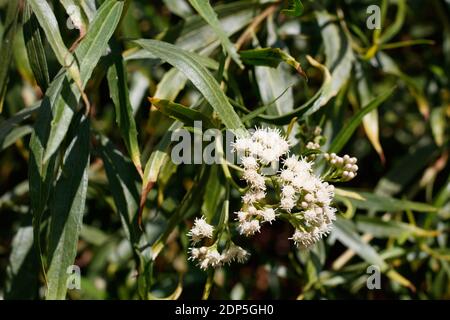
[187,216,214,244]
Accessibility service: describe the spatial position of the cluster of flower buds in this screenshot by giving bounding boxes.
[323,153,358,181]
[187,217,249,270]
[306,141,321,150]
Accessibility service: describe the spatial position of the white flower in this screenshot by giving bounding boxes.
[282,185,296,198]
[318,222,333,236]
[242,156,259,170]
[260,148,279,164]
[303,209,318,224]
[249,141,264,157]
[259,208,276,223]
[290,229,316,248]
[242,169,266,190]
[238,220,261,236]
[187,216,214,244]
[233,138,252,153]
[291,171,316,192]
[206,250,222,267]
[315,182,334,205]
[236,210,248,222]
[323,206,337,223]
[280,197,295,211]
[242,190,265,204]
[280,169,295,182]
[284,156,312,174]
[222,245,249,264]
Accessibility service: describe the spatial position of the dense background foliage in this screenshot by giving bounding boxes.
[0,0,449,300]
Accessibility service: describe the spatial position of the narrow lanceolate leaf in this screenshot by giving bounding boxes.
[143,122,182,188]
[29,73,66,222]
[240,48,307,78]
[0,0,20,113]
[42,0,124,163]
[315,10,354,96]
[354,60,384,162]
[355,216,440,239]
[100,137,140,243]
[23,3,50,91]
[333,217,387,270]
[107,51,142,176]
[328,88,395,154]
[60,0,90,37]
[1,125,33,151]
[46,114,90,300]
[134,39,245,131]
[188,0,243,69]
[333,218,415,290]
[256,55,331,124]
[5,222,39,299]
[334,188,438,213]
[76,0,123,85]
[27,0,83,94]
[149,97,215,128]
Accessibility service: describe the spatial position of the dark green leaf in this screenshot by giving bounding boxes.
[46,114,90,300]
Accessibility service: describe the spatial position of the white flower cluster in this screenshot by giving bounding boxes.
[187,217,249,270]
[233,128,339,250]
[233,128,290,236]
[189,244,249,270]
[279,156,336,248]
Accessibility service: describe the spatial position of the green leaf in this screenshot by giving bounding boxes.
[142,122,182,188]
[46,114,90,300]
[29,73,66,223]
[354,60,384,162]
[163,0,193,18]
[316,10,354,96]
[355,215,439,238]
[60,0,90,36]
[240,47,306,77]
[188,0,243,69]
[5,221,39,299]
[0,0,20,113]
[42,0,124,163]
[149,97,215,128]
[107,50,142,175]
[23,3,50,91]
[1,125,33,151]
[328,88,395,154]
[255,8,356,125]
[333,217,388,270]
[134,39,245,131]
[335,188,438,213]
[281,0,304,17]
[255,55,330,124]
[201,165,226,222]
[76,0,124,86]
[27,0,84,95]
[99,137,140,243]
